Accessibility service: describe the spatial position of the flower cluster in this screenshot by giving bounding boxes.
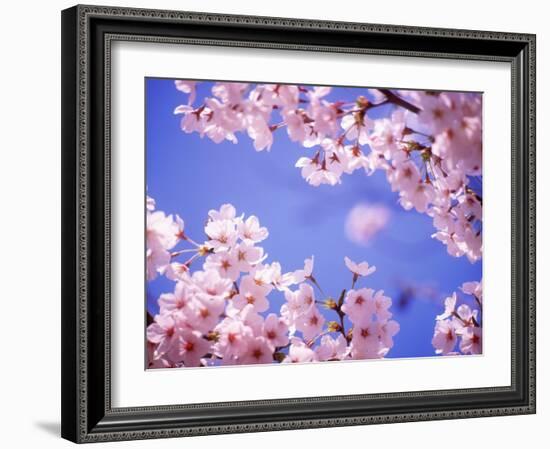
[174,82,482,263]
[432,281,482,355]
[146,200,400,368]
[146,196,184,281]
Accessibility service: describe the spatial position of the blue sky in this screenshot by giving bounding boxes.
[145,78,482,359]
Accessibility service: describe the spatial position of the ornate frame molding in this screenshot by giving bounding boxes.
[61,4,536,443]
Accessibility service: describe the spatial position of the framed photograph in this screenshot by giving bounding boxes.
[61,4,536,443]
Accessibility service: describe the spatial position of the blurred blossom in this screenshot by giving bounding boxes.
[345,203,390,246]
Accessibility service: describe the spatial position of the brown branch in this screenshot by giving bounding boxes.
[377,89,422,114]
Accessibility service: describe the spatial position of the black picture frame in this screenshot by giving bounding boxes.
[61,4,536,443]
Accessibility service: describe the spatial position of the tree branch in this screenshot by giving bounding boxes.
[377,89,422,114]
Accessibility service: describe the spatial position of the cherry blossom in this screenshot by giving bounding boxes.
[146,314,181,358]
[284,338,317,363]
[214,323,247,361]
[203,251,240,281]
[295,305,325,341]
[171,82,482,263]
[341,288,376,325]
[147,80,486,369]
[142,77,490,372]
[432,281,482,356]
[232,275,270,312]
[461,280,482,303]
[237,215,268,244]
[204,219,237,253]
[208,203,238,222]
[291,257,315,284]
[167,330,210,367]
[315,334,348,361]
[458,327,482,355]
[345,204,390,246]
[146,210,183,280]
[344,256,376,278]
[262,313,290,349]
[351,321,383,358]
[239,336,274,365]
[175,80,197,105]
[146,200,401,368]
[435,293,457,320]
[432,320,458,355]
[231,242,265,272]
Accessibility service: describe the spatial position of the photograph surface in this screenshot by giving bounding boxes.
[145,79,483,369]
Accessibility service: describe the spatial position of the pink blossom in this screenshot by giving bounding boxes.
[185,293,225,334]
[436,293,457,320]
[237,215,268,244]
[311,103,339,138]
[344,256,376,277]
[368,112,406,160]
[212,82,248,105]
[232,275,269,312]
[387,160,421,193]
[262,313,290,349]
[458,327,482,354]
[282,109,310,143]
[351,321,383,358]
[168,330,210,367]
[174,104,205,134]
[208,203,238,222]
[204,252,240,281]
[306,162,341,186]
[146,195,156,211]
[432,320,457,355]
[454,304,477,329]
[213,319,252,360]
[231,242,264,272]
[236,304,264,335]
[345,204,390,246]
[373,290,393,322]
[341,112,371,145]
[315,334,348,361]
[146,248,170,281]
[246,114,273,151]
[146,314,180,357]
[249,263,277,292]
[146,210,183,279]
[204,219,237,252]
[255,84,300,109]
[343,144,370,174]
[284,338,316,363]
[341,288,375,325]
[190,269,233,298]
[164,261,190,281]
[399,182,435,213]
[239,336,274,365]
[380,320,400,350]
[295,305,325,341]
[457,193,482,221]
[291,257,314,284]
[282,283,316,326]
[461,281,482,301]
[321,139,350,179]
[295,154,318,179]
[171,84,483,265]
[202,98,239,144]
[157,281,192,315]
[175,80,197,105]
